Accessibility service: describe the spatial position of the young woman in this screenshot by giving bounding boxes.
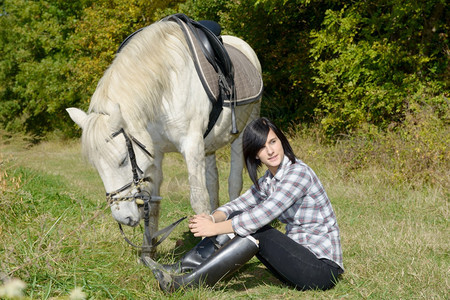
[148,117,344,292]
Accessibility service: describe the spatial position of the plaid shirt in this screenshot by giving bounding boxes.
[216,156,344,270]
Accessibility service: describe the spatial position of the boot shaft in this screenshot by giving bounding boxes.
[171,235,259,290]
[162,234,232,274]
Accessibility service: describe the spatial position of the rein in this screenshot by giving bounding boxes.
[106,128,185,251]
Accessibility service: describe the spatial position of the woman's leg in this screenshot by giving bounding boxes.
[252,225,341,290]
[162,234,231,274]
[162,211,242,274]
[150,235,259,292]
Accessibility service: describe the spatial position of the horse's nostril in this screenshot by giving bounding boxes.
[126,217,139,227]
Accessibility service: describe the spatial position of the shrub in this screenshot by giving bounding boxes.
[331,98,449,188]
[310,1,448,138]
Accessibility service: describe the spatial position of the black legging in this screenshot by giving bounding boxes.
[229,212,342,290]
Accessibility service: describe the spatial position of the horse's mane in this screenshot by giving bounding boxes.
[88,21,187,123]
[82,21,187,162]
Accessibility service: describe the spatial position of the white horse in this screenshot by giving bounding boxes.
[66,20,261,245]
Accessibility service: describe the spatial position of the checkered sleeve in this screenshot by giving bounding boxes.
[214,184,262,218]
[232,165,312,236]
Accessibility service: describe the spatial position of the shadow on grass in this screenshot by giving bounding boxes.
[223,261,287,291]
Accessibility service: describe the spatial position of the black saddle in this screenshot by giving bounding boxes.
[196,20,229,73]
[164,14,234,92]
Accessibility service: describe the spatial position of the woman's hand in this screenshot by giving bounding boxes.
[189,214,216,237]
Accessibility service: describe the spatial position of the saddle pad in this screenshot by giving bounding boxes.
[178,20,263,106]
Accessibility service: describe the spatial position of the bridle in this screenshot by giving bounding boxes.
[105,128,185,252]
[106,128,153,201]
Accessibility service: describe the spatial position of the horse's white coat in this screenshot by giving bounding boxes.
[67,21,261,230]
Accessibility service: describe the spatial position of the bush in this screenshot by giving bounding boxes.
[330,98,449,188]
[310,1,448,138]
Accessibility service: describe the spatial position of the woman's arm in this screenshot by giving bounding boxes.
[214,184,263,218]
[188,183,265,238]
[210,210,227,223]
[188,213,234,237]
[231,165,309,237]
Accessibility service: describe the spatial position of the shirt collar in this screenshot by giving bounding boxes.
[266,155,291,181]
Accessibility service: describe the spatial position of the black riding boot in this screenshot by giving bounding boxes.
[162,234,231,274]
[151,235,259,292]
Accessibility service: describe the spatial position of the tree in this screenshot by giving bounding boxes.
[309,0,448,137]
[0,0,183,136]
[0,0,448,138]
[0,0,97,135]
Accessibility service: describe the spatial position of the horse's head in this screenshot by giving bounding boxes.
[67,105,156,227]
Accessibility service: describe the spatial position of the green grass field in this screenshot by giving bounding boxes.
[0,132,448,299]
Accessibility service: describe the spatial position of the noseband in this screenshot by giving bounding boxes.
[106,128,185,252]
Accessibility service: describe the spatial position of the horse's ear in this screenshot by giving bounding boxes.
[66,108,87,129]
[108,104,124,133]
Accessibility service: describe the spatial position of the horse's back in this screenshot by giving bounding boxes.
[222,35,261,73]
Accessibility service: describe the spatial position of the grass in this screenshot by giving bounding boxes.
[0,130,448,299]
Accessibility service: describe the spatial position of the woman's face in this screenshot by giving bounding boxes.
[256,128,284,175]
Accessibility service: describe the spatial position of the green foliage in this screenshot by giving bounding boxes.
[309,0,448,137]
[332,106,449,188]
[291,81,449,188]
[0,0,448,140]
[0,0,76,135]
[0,0,183,137]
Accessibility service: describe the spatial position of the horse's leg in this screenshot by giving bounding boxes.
[147,199,160,258]
[181,136,210,214]
[228,104,260,200]
[144,152,163,258]
[229,133,244,201]
[205,153,219,210]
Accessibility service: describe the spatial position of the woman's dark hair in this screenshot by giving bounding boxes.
[242,117,296,189]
